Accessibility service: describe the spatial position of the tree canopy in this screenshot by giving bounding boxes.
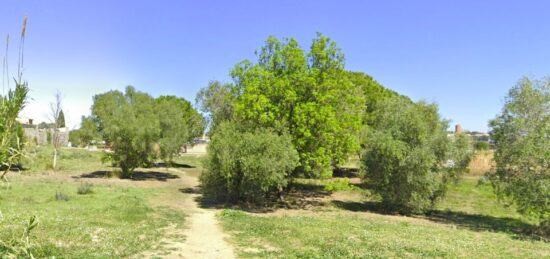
[92,86,160,176]
[156,95,205,162]
[489,77,549,224]
[195,80,235,135]
[231,34,364,178]
[361,97,472,214]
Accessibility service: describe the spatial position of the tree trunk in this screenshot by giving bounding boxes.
[53,148,58,171]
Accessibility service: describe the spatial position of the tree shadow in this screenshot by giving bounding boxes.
[331,199,546,241]
[425,210,546,241]
[184,180,334,213]
[333,167,360,178]
[75,170,180,181]
[151,162,195,169]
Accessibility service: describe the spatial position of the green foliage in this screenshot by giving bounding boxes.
[0,79,28,181]
[323,178,355,192]
[200,122,299,203]
[70,115,99,147]
[0,215,38,258]
[231,34,364,178]
[348,72,413,148]
[156,96,205,163]
[361,97,472,214]
[489,77,550,224]
[57,109,65,128]
[474,141,490,151]
[195,80,235,134]
[77,182,93,195]
[92,86,160,177]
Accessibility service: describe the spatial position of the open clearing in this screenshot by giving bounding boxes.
[1,147,548,258]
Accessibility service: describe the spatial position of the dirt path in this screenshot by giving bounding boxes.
[142,169,236,259]
[177,193,235,259]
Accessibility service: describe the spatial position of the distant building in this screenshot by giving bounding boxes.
[18,118,69,146]
[455,124,463,134]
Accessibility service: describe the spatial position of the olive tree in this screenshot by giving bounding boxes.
[156,95,205,163]
[92,86,160,177]
[489,77,549,225]
[200,122,299,204]
[361,97,472,214]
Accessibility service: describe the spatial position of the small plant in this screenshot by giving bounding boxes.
[55,191,69,201]
[0,214,38,258]
[77,182,93,195]
[324,178,355,192]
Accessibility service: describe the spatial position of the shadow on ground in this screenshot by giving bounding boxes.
[185,180,334,213]
[151,162,195,169]
[75,170,180,181]
[331,199,546,241]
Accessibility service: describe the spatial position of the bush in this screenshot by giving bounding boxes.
[200,122,299,204]
[361,98,472,215]
[55,191,69,201]
[324,178,355,192]
[474,141,489,151]
[77,183,93,195]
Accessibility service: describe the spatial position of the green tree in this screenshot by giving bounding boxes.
[69,115,99,147]
[92,86,160,177]
[361,97,471,214]
[195,80,235,135]
[231,34,364,178]
[200,122,299,203]
[57,109,66,128]
[489,77,549,225]
[156,96,205,163]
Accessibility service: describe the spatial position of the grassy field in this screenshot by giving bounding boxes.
[218,169,549,258]
[0,177,185,257]
[3,146,549,258]
[1,146,188,258]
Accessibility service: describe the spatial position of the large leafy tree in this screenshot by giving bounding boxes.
[231,34,364,178]
[361,97,471,214]
[489,77,549,225]
[195,80,235,135]
[92,86,160,177]
[156,96,205,162]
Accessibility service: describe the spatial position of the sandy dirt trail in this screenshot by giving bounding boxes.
[142,169,235,259]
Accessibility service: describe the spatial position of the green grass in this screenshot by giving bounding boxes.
[437,177,522,219]
[220,209,549,258]
[21,145,109,174]
[219,176,550,258]
[0,177,185,258]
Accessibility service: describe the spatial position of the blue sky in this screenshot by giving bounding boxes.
[1,1,550,131]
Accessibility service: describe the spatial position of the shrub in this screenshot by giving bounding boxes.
[55,191,69,201]
[200,122,299,204]
[77,183,93,195]
[324,178,355,192]
[474,141,489,151]
[361,98,472,215]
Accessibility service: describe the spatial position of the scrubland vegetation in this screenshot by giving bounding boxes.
[1,17,548,258]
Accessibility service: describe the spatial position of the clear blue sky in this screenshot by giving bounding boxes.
[2,0,550,131]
